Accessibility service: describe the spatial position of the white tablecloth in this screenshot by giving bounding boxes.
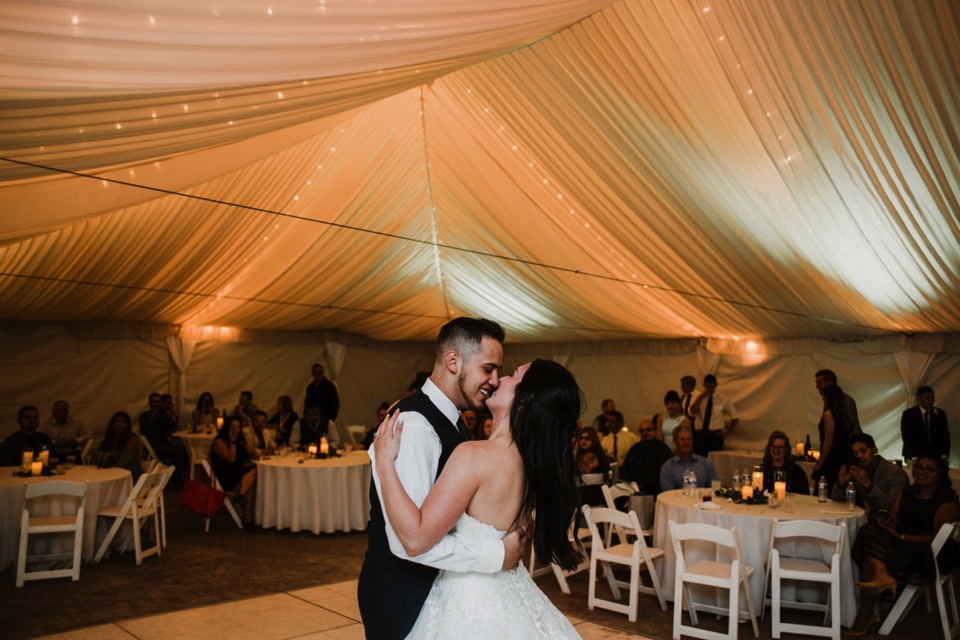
[0,466,133,570]
[255,452,370,534]
[172,430,216,480]
[653,488,865,626]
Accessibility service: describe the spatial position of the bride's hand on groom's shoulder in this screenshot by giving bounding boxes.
[373,411,404,464]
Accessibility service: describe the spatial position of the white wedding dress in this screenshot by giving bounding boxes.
[407,513,581,639]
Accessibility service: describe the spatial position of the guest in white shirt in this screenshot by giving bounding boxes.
[49,400,92,462]
[688,374,739,457]
[600,411,638,466]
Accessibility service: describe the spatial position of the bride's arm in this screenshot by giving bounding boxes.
[375,415,481,557]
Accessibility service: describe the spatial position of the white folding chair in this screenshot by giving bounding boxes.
[140,434,159,473]
[601,481,652,545]
[762,519,845,640]
[528,506,593,594]
[879,521,960,640]
[347,424,368,446]
[151,464,175,548]
[670,519,760,640]
[79,438,93,462]
[199,459,244,531]
[16,481,89,587]
[93,468,166,565]
[585,505,667,621]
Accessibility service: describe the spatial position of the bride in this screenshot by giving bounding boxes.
[374,359,584,639]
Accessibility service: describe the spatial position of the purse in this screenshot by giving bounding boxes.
[179,476,225,516]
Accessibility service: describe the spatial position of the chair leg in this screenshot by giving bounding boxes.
[729,570,741,640]
[772,569,781,639]
[628,562,640,622]
[742,571,760,638]
[133,515,143,565]
[71,525,83,581]
[673,576,685,639]
[602,560,622,600]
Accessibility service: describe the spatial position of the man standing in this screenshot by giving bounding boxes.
[660,425,718,491]
[139,392,187,478]
[832,433,909,520]
[901,385,950,460]
[49,400,92,462]
[815,369,861,434]
[305,363,340,421]
[0,406,53,466]
[679,375,698,427]
[600,411,638,466]
[358,318,525,640]
[621,420,673,496]
[590,398,616,433]
[688,374,739,457]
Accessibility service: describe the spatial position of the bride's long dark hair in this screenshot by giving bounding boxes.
[511,359,584,571]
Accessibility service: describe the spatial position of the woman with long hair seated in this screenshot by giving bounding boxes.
[845,453,960,636]
[192,391,220,431]
[98,411,143,480]
[761,430,810,495]
[373,359,583,638]
[210,415,260,532]
[267,395,298,446]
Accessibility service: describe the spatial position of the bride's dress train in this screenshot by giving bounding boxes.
[407,513,581,639]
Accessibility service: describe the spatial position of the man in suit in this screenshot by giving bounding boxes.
[679,375,697,427]
[832,432,909,520]
[358,318,526,639]
[901,385,950,460]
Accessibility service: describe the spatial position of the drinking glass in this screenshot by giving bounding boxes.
[784,494,794,513]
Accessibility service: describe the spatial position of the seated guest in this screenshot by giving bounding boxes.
[600,411,638,466]
[0,406,53,467]
[210,416,259,532]
[49,399,92,463]
[229,390,259,425]
[761,430,810,496]
[139,392,187,475]
[901,385,950,460]
[98,411,143,481]
[590,399,616,433]
[832,432,908,520]
[267,395,298,445]
[653,390,690,451]
[621,420,673,496]
[660,424,718,491]
[290,403,342,450]
[576,426,608,506]
[191,392,220,431]
[358,402,390,450]
[846,454,960,635]
[462,409,478,440]
[160,393,179,424]
[479,415,493,440]
[244,410,277,453]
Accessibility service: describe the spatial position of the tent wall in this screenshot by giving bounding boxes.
[1,325,957,468]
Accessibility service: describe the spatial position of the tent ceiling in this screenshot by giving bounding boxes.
[1,0,958,342]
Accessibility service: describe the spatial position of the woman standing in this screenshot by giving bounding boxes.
[813,383,851,493]
[654,390,691,450]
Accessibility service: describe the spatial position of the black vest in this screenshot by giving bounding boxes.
[360,389,465,583]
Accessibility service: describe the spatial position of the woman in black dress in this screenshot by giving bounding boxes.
[813,383,851,493]
[210,415,259,531]
[761,430,810,495]
[846,454,960,635]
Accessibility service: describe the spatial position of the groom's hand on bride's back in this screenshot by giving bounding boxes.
[500,524,530,570]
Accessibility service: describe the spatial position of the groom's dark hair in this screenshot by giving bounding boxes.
[434,317,505,364]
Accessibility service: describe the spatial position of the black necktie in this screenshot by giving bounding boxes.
[702,396,713,431]
[456,417,469,441]
[613,432,618,460]
[683,394,691,417]
[924,410,931,443]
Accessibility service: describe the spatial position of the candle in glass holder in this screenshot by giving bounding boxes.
[774,481,786,501]
[320,436,329,456]
[38,449,50,468]
[307,444,318,458]
[752,467,764,490]
[741,485,754,500]
[21,450,33,471]
[31,461,43,476]
[796,441,805,457]
[811,450,821,461]
[216,416,224,429]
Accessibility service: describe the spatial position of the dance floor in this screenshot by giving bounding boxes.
[33,579,653,640]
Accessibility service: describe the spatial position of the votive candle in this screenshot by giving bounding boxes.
[741,485,754,500]
[31,461,43,476]
[307,444,318,458]
[752,469,764,490]
[38,449,50,467]
[21,451,33,470]
[796,441,805,457]
[774,481,786,501]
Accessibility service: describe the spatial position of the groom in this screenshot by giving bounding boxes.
[358,317,527,639]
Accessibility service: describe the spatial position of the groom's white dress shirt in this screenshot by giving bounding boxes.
[368,378,504,572]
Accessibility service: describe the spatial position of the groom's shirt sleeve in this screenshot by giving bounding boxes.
[368,409,504,573]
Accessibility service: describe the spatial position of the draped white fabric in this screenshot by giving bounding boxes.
[0,0,958,343]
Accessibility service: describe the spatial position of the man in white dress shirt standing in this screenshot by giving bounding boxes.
[679,375,697,428]
[358,318,526,640]
[688,374,739,457]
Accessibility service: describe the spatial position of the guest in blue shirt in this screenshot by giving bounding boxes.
[660,424,718,491]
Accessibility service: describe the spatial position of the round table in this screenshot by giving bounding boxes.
[653,488,865,626]
[0,465,133,570]
[255,451,371,534]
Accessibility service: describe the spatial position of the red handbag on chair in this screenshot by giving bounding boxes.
[179,476,225,517]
